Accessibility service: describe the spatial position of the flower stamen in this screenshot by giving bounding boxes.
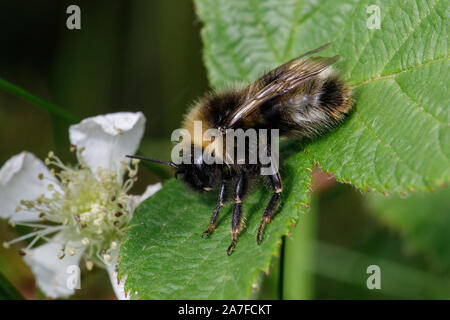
[5,150,140,269]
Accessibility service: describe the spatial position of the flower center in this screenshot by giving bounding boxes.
[4,148,140,267]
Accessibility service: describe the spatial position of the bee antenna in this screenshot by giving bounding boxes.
[126,155,180,169]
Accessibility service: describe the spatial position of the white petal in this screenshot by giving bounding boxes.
[69,112,146,180]
[129,183,162,212]
[0,152,60,222]
[23,234,86,299]
[105,248,130,300]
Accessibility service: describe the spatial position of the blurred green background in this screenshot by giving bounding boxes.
[0,1,448,299]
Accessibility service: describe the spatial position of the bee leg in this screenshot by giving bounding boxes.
[202,179,227,237]
[227,173,246,255]
[257,171,282,244]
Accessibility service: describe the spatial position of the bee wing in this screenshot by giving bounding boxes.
[225,44,339,128]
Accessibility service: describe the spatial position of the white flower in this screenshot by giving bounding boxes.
[0,112,161,299]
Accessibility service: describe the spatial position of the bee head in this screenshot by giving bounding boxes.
[175,151,220,193]
[126,151,220,194]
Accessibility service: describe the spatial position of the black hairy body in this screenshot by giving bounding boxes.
[198,69,351,138]
[129,43,353,255]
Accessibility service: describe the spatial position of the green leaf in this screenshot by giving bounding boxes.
[196,0,449,194]
[367,187,450,271]
[0,271,23,300]
[119,145,312,299]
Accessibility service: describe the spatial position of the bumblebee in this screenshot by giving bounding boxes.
[128,43,353,255]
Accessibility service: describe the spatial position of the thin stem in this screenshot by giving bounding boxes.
[0,77,80,124]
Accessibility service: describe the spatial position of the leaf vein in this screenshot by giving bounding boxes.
[393,78,448,128]
[392,78,449,165]
[249,0,282,61]
[378,0,441,75]
[345,2,398,77]
[350,55,449,88]
[353,110,426,187]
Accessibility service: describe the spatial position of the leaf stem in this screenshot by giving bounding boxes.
[0,77,80,124]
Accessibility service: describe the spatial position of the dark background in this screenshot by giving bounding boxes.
[0,0,207,166]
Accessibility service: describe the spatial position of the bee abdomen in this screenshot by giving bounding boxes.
[277,72,353,139]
